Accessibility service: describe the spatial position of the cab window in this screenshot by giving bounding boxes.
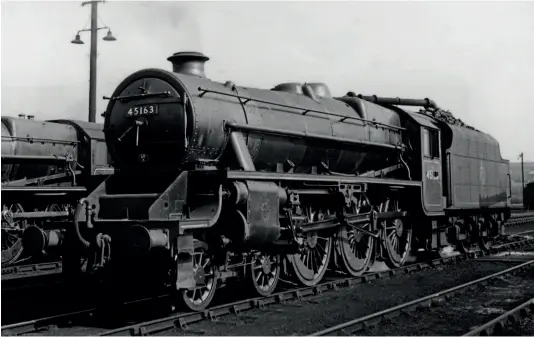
[423,129,430,157]
[423,127,440,159]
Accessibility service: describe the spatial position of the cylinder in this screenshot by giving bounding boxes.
[22,226,63,256]
[230,181,249,205]
[127,225,168,255]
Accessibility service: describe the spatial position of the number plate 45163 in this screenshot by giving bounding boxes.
[126,104,158,118]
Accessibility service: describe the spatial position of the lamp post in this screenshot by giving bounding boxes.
[71,0,116,123]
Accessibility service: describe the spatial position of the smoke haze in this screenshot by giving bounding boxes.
[2,1,533,160]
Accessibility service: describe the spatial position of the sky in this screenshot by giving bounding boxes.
[1,0,533,161]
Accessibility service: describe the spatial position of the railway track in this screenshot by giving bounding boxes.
[3,236,534,336]
[309,260,534,336]
[506,212,534,228]
[463,298,534,336]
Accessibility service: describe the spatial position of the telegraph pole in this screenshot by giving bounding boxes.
[87,0,98,123]
[71,1,116,123]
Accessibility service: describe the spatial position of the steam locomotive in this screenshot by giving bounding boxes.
[525,182,534,210]
[70,52,513,311]
[1,115,112,267]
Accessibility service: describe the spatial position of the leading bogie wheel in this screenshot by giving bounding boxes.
[380,198,412,269]
[248,252,280,297]
[180,240,218,311]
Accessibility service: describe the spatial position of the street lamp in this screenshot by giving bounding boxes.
[71,34,84,44]
[70,0,116,123]
[71,26,116,44]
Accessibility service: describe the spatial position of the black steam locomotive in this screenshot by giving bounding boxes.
[1,115,112,267]
[525,182,534,210]
[70,52,513,311]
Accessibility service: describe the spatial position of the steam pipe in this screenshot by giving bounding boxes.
[1,155,69,164]
[73,198,91,248]
[350,93,439,110]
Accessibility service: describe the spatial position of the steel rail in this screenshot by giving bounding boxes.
[308,260,534,336]
[85,238,534,336]
[3,237,534,336]
[1,309,96,336]
[508,229,534,236]
[463,298,534,336]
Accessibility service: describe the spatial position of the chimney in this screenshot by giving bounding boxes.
[167,51,209,78]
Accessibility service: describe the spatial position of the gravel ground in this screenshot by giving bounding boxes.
[1,278,98,325]
[504,318,534,336]
[362,267,534,336]
[156,259,530,336]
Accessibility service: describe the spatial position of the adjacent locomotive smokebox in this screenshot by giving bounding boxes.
[167,51,209,78]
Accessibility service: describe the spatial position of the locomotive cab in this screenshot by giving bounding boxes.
[421,124,444,213]
[401,111,445,215]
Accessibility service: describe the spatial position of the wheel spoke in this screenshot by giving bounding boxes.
[311,249,318,274]
[316,242,326,254]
